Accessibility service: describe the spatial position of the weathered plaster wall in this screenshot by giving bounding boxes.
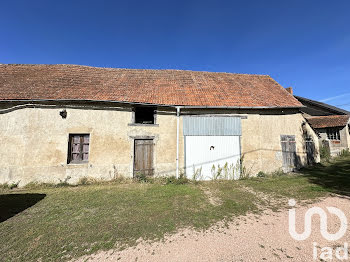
[240,113,320,175]
[346,125,350,149]
[0,106,184,186]
[0,105,319,185]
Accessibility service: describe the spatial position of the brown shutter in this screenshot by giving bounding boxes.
[67,134,90,164]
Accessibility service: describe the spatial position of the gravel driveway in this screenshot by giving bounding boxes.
[77,196,350,262]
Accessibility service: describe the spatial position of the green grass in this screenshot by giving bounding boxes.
[302,156,350,196]
[0,183,258,261]
[242,175,328,200]
[239,156,350,207]
[0,156,349,262]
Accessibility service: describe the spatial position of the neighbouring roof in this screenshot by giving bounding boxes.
[306,115,350,129]
[0,64,303,108]
[295,95,350,115]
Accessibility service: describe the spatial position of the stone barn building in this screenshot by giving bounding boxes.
[0,64,319,185]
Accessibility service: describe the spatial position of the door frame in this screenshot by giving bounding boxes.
[130,136,155,178]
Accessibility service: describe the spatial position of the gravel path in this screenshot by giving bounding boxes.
[76,196,350,262]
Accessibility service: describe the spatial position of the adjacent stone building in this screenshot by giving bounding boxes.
[306,115,350,156]
[295,95,350,156]
[0,64,319,185]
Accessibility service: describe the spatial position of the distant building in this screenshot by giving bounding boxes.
[294,95,350,116]
[294,95,350,156]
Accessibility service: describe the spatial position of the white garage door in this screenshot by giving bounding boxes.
[185,136,241,180]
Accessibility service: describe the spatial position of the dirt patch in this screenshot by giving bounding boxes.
[239,185,288,210]
[75,196,350,262]
[199,185,223,206]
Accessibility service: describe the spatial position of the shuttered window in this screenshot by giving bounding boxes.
[68,134,90,164]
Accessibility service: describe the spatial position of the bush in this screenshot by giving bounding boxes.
[9,181,19,189]
[78,177,90,185]
[270,169,286,177]
[24,182,49,189]
[239,155,252,180]
[320,144,331,162]
[165,174,189,185]
[255,169,286,178]
[257,171,266,178]
[134,173,153,183]
[339,149,350,158]
[56,176,72,187]
[77,177,103,185]
[192,167,203,181]
[0,181,19,190]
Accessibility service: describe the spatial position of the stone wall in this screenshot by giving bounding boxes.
[0,104,183,185]
[241,112,319,175]
[0,103,319,185]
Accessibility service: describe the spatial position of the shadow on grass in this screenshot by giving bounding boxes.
[0,193,46,223]
[301,158,350,197]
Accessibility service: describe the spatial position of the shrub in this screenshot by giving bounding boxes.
[255,169,286,178]
[0,181,19,190]
[339,149,350,158]
[238,155,253,180]
[257,171,266,178]
[9,181,19,189]
[320,144,331,162]
[56,176,72,187]
[270,169,286,177]
[23,182,62,189]
[192,167,203,181]
[0,183,10,190]
[134,173,153,183]
[77,177,102,185]
[165,176,176,184]
[166,174,189,185]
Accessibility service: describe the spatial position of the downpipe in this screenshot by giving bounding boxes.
[176,106,181,179]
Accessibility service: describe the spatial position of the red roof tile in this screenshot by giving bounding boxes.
[0,64,302,108]
[307,115,350,128]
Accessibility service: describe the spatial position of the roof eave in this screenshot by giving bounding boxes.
[0,99,304,109]
[295,95,350,115]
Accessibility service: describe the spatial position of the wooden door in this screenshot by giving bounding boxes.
[134,139,154,177]
[305,137,316,165]
[280,135,296,172]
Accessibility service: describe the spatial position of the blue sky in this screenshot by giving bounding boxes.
[1,0,350,110]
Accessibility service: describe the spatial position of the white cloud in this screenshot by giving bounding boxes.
[320,93,350,102]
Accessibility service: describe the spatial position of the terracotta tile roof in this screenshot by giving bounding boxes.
[0,64,302,108]
[306,115,350,129]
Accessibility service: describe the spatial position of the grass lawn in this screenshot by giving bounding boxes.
[0,156,349,262]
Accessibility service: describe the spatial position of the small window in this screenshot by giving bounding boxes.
[134,106,156,124]
[68,134,90,164]
[326,127,340,140]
